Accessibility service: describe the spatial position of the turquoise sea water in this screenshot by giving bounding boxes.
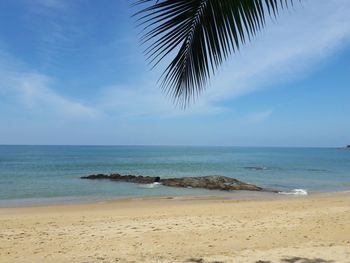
[0,145,349,206]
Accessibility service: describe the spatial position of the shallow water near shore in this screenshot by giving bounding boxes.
[0,145,349,207]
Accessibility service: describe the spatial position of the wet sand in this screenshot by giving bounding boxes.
[1,192,350,262]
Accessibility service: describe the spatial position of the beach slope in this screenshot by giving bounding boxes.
[1,193,350,262]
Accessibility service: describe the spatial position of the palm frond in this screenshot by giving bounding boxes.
[134,0,296,107]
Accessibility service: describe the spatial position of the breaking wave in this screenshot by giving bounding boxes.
[278,189,308,196]
[244,166,268,171]
[138,182,162,189]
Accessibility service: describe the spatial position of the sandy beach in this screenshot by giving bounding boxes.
[1,192,350,263]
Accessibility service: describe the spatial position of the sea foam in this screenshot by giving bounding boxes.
[137,182,162,189]
[278,189,308,196]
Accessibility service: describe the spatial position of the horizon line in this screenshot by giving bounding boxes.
[0,144,345,149]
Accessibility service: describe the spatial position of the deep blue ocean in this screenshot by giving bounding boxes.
[0,145,349,206]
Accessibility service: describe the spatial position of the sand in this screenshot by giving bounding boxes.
[1,192,350,263]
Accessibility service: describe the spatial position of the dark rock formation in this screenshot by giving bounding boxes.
[81,173,273,192]
[162,175,262,191]
[81,173,159,184]
[346,145,350,149]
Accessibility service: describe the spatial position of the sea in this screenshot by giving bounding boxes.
[0,145,349,207]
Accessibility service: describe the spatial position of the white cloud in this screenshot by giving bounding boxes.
[90,0,350,117]
[14,73,100,118]
[24,0,80,70]
[96,85,225,118]
[2,0,350,122]
[0,2,99,120]
[246,110,273,124]
[28,0,67,10]
[0,51,99,119]
[195,0,350,104]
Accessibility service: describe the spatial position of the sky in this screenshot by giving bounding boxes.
[0,0,349,147]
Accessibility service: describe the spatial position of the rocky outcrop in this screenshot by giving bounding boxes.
[162,175,263,191]
[81,173,272,192]
[81,173,160,184]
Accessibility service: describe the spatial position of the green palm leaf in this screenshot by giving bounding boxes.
[134,0,295,107]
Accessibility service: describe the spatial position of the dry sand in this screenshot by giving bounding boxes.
[1,192,350,263]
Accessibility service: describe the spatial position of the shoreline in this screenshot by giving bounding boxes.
[1,191,349,262]
[0,187,337,209]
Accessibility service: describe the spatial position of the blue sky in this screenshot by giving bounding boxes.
[0,0,349,147]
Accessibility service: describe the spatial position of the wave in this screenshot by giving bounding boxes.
[278,189,308,196]
[244,166,268,171]
[137,182,162,189]
[306,168,329,172]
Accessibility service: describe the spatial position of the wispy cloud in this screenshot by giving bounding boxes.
[246,110,273,124]
[195,0,350,104]
[2,0,350,121]
[24,0,80,69]
[1,0,349,145]
[0,50,99,119]
[96,85,225,118]
[14,73,100,118]
[88,0,350,118]
[28,0,67,10]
